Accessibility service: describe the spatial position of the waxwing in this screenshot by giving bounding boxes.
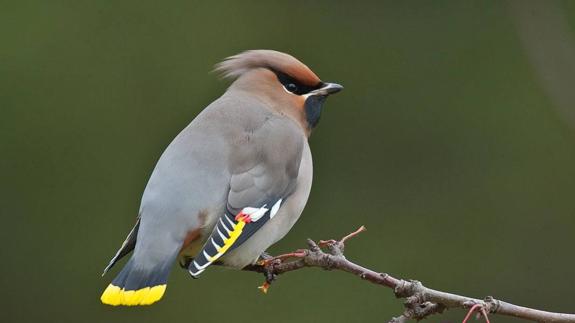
[100,50,343,306]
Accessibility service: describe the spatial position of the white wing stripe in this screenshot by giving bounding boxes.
[219,218,231,234]
[193,260,210,271]
[270,199,282,219]
[217,227,227,241]
[225,215,235,227]
[242,207,259,214]
[211,238,221,250]
[249,207,269,222]
[191,268,205,276]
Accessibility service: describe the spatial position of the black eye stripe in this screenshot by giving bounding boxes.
[272,70,322,95]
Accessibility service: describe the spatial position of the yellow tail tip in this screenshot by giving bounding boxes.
[100,284,166,306]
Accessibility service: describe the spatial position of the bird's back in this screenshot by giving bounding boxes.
[138,93,279,243]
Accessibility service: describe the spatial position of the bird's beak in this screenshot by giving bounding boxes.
[311,82,344,96]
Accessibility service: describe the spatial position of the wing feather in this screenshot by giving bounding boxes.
[188,117,304,277]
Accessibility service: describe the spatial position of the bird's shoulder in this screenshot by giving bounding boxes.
[193,93,306,162]
[196,94,271,127]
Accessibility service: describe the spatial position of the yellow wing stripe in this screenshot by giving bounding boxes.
[100,283,166,306]
[207,220,246,262]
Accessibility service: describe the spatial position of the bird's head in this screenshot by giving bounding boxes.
[215,50,343,134]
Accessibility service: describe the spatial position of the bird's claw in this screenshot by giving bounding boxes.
[258,281,271,294]
[257,250,306,267]
[255,250,307,294]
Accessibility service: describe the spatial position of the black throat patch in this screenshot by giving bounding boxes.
[304,95,327,129]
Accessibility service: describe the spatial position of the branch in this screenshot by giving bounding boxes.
[243,226,575,323]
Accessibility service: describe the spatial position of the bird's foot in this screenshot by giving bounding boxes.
[246,227,368,294]
[253,249,307,294]
[256,249,307,267]
[257,281,272,294]
[256,251,273,262]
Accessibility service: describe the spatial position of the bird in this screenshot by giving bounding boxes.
[100,49,343,306]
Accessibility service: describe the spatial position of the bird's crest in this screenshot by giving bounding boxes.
[215,50,321,86]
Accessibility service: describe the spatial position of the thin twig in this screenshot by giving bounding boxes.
[243,226,575,323]
[340,225,366,244]
[462,304,490,323]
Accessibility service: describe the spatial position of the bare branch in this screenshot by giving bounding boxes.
[243,226,575,323]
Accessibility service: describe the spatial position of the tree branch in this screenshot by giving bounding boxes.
[243,226,575,323]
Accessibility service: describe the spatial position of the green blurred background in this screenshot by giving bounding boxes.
[2,1,575,322]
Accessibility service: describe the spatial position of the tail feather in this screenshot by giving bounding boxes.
[102,218,140,276]
[100,256,174,306]
[100,283,166,306]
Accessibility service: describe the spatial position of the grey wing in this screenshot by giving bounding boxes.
[188,117,305,277]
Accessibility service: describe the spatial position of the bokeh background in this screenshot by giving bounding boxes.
[2,1,575,322]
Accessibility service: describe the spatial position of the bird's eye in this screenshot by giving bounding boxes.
[286,83,298,93]
[274,71,313,95]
